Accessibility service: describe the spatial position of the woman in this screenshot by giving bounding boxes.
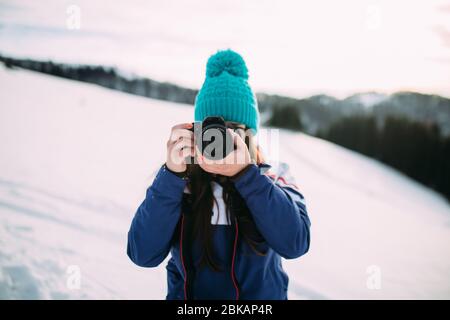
[127,49,311,300]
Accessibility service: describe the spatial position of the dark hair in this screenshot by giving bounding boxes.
[185,145,267,271]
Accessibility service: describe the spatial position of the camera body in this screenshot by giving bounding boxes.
[190,116,235,160]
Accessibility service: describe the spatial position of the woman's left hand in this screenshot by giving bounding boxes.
[197,129,252,177]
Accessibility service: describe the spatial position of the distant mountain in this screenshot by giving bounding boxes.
[261,91,450,137]
[1,53,449,137]
[343,92,388,108]
[373,92,450,136]
[257,93,359,135]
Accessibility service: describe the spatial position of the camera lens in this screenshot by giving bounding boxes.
[195,117,234,160]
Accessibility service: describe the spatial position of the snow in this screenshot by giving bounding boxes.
[1,66,449,299]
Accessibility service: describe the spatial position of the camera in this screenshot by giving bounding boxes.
[189,116,235,160]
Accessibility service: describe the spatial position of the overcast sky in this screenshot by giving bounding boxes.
[1,0,449,98]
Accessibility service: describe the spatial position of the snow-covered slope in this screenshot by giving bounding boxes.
[1,67,449,299]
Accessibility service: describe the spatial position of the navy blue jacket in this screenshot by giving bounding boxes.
[127,163,311,300]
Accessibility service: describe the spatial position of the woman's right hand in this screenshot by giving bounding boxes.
[166,123,194,173]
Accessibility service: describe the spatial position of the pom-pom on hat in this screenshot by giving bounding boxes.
[194,49,259,134]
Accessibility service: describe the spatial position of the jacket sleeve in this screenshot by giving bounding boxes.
[233,163,311,259]
[127,165,187,267]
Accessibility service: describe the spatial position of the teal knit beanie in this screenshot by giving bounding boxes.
[194,49,259,134]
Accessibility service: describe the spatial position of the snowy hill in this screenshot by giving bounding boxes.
[1,66,449,299]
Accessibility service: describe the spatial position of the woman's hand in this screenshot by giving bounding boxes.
[166,123,194,173]
[197,129,252,177]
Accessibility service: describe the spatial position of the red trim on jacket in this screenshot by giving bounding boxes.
[179,214,187,300]
[179,215,241,300]
[266,173,298,189]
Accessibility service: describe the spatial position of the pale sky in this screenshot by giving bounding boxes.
[0,0,449,98]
